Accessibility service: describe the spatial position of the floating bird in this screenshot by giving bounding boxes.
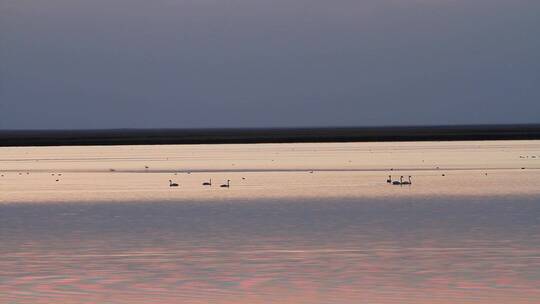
[169,180,179,187]
[392,176,403,185]
[401,176,412,185]
[202,179,212,186]
[220,180,230,188]
[386,175,392,183]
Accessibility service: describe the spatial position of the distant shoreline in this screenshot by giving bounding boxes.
[1,124,540,147]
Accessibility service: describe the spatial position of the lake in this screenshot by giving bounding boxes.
[1,141,539,303]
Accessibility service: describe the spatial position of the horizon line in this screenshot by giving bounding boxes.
[1,124,540,147]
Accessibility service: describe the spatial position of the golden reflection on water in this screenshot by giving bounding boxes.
[0,140,539,203]
[1,141,540,303]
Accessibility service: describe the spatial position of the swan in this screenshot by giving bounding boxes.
[202,179,212,186]
[401,176,412,185]
[386,175,392,183]
[169,180,179,187]
[392,176,404,185]
[220,180,230,188]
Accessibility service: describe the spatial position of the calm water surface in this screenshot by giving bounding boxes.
[1,197,540,304]
[1,141,539,303]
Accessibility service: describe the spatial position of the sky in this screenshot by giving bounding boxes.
[1,0,539,130]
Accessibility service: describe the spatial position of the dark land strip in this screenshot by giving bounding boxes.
[1,124,540,147]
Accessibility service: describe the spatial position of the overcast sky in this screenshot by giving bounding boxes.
[1,0,539,129]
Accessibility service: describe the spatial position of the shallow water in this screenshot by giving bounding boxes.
[1,141,539,303]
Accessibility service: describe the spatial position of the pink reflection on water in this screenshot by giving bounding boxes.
[2,244,540,304]
[2,192,540,304]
